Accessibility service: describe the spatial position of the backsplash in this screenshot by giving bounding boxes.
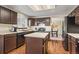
[0,24,13,32]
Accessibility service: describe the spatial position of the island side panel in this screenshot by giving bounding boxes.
[44,34,50,53]
[0,35,4,54]
[25,37,43,54]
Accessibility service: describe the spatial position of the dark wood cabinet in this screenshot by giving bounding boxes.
[26,38,43,54]
[75,16,79,25]
[0,6,17,24]
[4,34,16,53]
[0,7,11,24]
[0,34,16,54]
[0,35,4,53]
[68,6,79,25]
[11,11,17,24]
[28,17,50,26]
[36,17,50,26]
[28,18,35,26]
[25,33,49,54]
[67,16,79,33]
[67,34,79,54]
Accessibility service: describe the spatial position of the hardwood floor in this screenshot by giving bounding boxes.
[48,40,68,54]
[8,45,25,54]
[8,40,68,54]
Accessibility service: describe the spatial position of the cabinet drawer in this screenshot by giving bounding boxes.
[4,34,16,38]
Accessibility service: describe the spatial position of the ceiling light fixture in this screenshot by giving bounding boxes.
[28,5,55,11]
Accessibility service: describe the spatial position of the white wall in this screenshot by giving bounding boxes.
[17,13,28,28]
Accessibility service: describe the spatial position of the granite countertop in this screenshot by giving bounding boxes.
[67,33,79,39]
[24,32,49,39]
[0,31,24,35]
[0,30,34,35]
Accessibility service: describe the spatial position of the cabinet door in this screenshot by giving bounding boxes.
[26,38,43,54]
[75,6,79,16]
[68,36,72,54]
[71,43,77,54]
[28,18,35,26]
[30,19,35,26]
[1,7,11,24]
[75,16,79,25]
[0,35,4,54]
[11,11,17,24]
[71,37,76,54]
[4,35,16,53]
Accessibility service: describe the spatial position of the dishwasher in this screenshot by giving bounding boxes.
[16,31,34,48]
[16,32,26,48]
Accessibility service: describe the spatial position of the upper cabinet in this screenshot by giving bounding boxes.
[68,6,79,25]
[28,18,35,26]
[28,17,50,26]
[0,6,17,24]
[10,11,17,24]
[0,6,11,24]
[36,17,50,26]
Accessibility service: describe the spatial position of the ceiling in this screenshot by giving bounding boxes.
[28,5,55,11]
[2,5,78,17]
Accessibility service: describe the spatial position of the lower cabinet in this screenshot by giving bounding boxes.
[4,34,16,53]
[0,35,4,53]
[26,38,43,54]
[68,34,79,54]
[25,34,49,54]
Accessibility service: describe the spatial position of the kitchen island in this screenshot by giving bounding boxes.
[24,32,50,54]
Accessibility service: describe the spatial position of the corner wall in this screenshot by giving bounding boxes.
[17,13,28,28]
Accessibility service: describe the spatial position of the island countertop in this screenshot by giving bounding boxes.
[67,33,79,39]
[24,32,49,39]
